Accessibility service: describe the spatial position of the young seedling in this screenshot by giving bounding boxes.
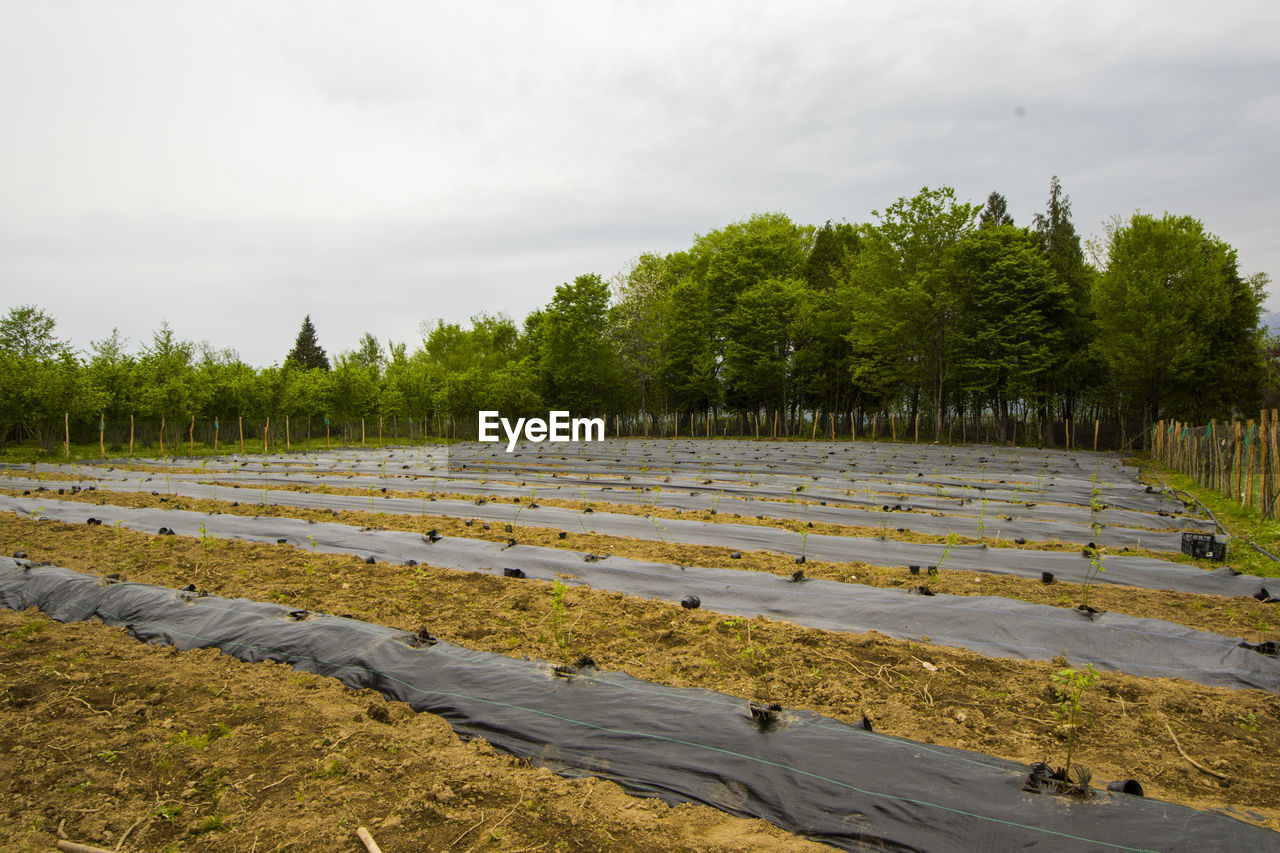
[934,532,957,575]
[1080,524,1106,615]
[1051,662,1100,793]
[550,580,571,661]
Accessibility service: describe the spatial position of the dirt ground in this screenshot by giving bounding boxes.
[0,607,831,853]
[3,512,1279,852]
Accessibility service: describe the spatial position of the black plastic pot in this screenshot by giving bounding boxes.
[1041,572,1055,584]
[1107,779,1144,796]
[503,567,526,579]
[680,595,700,609]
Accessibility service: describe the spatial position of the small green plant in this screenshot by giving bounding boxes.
[154,803,183,821]
[168,729,211,749]
[194,815,227,834]
[1051,663,1100,786]
[1235,712,1260,732]
[1081,525,1106,613]
[316,757,348,778]
[198,522,215,552]
[550,580,571,660]
[935,532,957,574]
[95,749,119,764]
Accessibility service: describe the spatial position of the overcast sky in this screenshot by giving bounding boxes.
[2,1,1277,366]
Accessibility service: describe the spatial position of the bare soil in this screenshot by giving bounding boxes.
[1,608,829,853]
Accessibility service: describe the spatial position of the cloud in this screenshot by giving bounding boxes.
[2,1,1277,364]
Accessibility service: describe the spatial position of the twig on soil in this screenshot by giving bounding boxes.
[811,651,876,682]
[57,818,68,839]
[574,781,594,813]
[56,841,115,853]
[114,815,147,851]
[258,771,298,792]
[356,826,383,853]
[447,810,486,849]
[1163,721,1229,780]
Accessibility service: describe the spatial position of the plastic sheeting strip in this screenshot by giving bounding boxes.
[2,497,1277,693]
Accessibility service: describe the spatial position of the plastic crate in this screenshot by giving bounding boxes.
[1181,531,1227,561]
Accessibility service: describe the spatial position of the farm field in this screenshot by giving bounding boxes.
[3,439,1280,851]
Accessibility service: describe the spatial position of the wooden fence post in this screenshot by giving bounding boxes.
[264,417,270,455]
[1271,413,1280,520]
[1246,420,1256,509]
[239,416,244,453]
[159,415,165,456]
[214,419,219,453]
[129,414,134,457]
[64,412,69,460]
[189,415,195,456]
[286,415,291,452]
[99,414,105,458]
[1093,419,1099,452]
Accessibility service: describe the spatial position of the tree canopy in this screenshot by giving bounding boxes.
[0,181,1269,450]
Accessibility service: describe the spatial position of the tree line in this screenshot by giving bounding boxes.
[1,179,1272,451]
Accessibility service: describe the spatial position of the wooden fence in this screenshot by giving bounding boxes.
[1152,412,1280,520]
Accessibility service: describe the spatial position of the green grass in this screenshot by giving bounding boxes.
[1134,455,1280,578]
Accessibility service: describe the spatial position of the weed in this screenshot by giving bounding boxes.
[154,803,183,821]
[95,749,119,764]
[16,618,47,637]
[316,757,348,778]
[1235,713,1260,732]
[194,815,227,834]
[168,729,211,749]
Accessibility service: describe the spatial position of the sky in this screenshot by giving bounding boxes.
[2,1,1277,366]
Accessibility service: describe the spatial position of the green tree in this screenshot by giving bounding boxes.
[1033,176,1098,431]
[842,187,980,436]
[539,274,621,413]
[691,213,813,319]
[950,226,1066,438]
[0,305,98,449]
[803,220,860,291]
[611,253,671,420]
[722,278,808,416]
[86,329,137,420]
[658,277,720,419]
[286,315,330,371]
[1094,213,1265,435]
[978,192,1014,228]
